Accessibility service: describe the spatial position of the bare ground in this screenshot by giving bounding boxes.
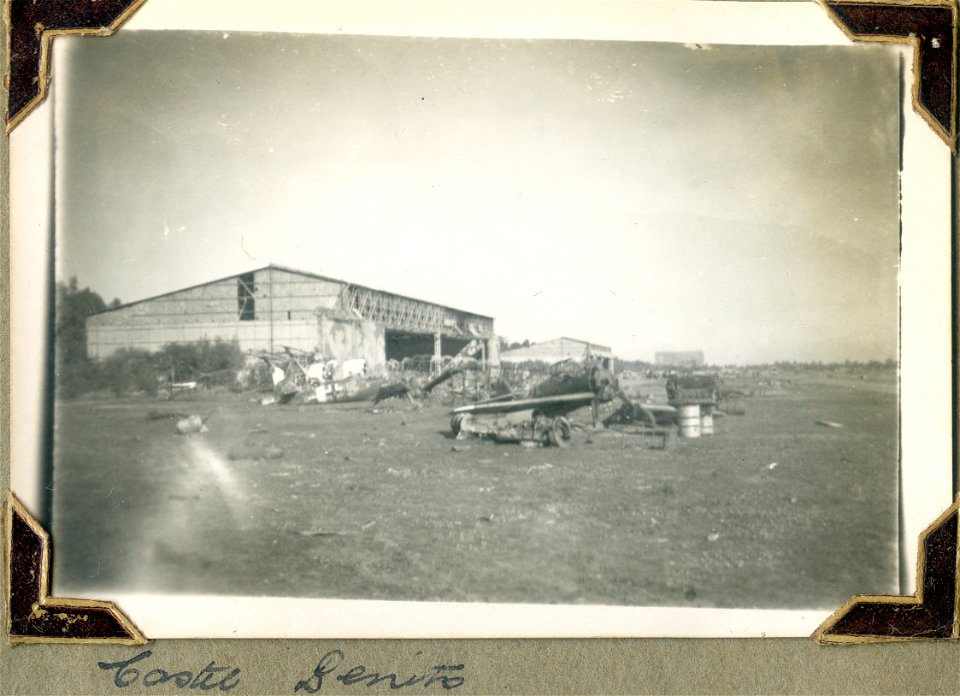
[51,376,898,609]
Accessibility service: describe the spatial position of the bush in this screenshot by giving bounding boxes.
[101,348,162,396]
[156,339,244,386]
[55,339,245,398]
[56,358,103,399]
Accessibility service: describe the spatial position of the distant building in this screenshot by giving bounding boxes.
[85,264,496,368]
[500,337,614,370]
[655,350,705,368]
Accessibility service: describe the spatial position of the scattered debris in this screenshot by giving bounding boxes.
[299,529,350,537]
[227,444,284,460]
[373,383,412,405]
[147,411,189,421]
[157,380,201,401]
[722,402,746,416]
[603,401,671,430]
[341,358,367,377]
[526,463,554,475]
[767,462,778,470]
[175,415,208,434]
[707,532,720,542]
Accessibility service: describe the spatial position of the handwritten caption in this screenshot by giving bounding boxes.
[97,648,465,691]
[97,651,240,691]
[294,650,465,691]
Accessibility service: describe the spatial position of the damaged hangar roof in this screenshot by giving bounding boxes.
[86,263,495,322]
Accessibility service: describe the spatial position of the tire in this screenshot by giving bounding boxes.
[548,417,572,447]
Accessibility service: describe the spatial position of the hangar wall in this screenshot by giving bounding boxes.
[318,316,386,368]
[86,267,344,358]
[87,320,319,358]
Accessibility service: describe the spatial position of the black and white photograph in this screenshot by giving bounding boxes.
[7,0,954,639]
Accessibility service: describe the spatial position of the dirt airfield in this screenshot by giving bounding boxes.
[52,372,898,610]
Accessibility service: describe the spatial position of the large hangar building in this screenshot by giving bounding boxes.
[86,265,497,368]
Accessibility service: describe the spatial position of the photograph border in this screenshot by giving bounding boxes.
[820,0,957,150]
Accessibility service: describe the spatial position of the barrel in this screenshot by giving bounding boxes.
[700,405,715,435]
[723,400,745,416]
[678,404,701,438]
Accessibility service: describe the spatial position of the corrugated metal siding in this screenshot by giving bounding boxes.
[87,270,345,328]
[87,320,319,358]
[256,268,342,320]
[87,277,241,327]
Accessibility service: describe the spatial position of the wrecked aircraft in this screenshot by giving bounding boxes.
[254,348,410,406]
[450,362,674,447]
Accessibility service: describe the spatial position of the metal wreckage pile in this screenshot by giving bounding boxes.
[236,341,700,448]
[246,343,505,408]
[251,347,409,407]
[450,361,684,448]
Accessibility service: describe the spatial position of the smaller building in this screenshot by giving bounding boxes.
[500,337,614,369]
[655,350,705,368]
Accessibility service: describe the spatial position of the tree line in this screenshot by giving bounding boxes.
[56,277,243,398]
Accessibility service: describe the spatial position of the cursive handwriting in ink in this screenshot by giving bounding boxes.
[97,650,241,691]
[294,650,465,692]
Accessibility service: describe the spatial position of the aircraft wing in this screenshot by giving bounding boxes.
[635,403,677,414]
[452,392,597,415]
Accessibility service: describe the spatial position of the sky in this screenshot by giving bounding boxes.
[56,31,901,364]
